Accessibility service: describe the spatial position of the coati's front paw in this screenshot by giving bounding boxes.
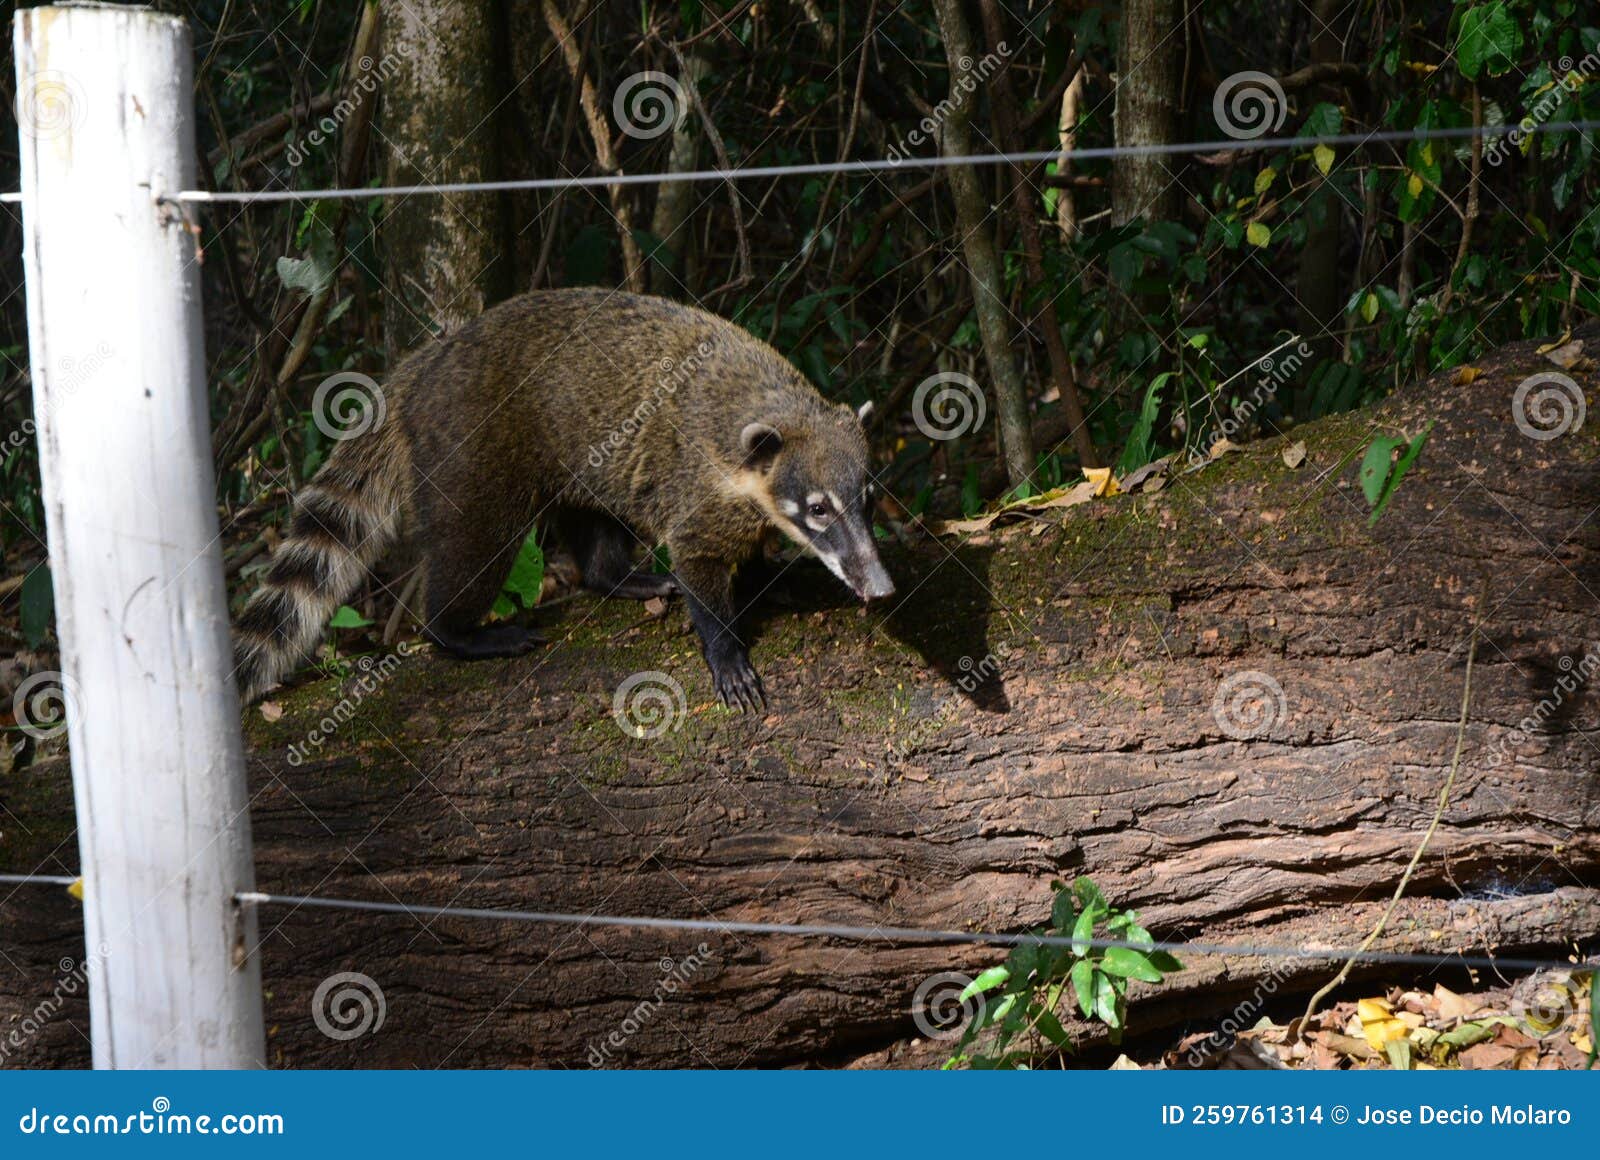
[426,622,546,660]
[711,653,766,712]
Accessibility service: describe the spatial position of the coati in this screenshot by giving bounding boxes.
[233,289,894,710]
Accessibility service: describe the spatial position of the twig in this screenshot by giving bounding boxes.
[1299,621,1480,1033]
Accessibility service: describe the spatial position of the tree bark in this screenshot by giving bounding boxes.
[975,1,1099,470]
[381,0,510,361]
[1112,0,1183,228]
[6,336,1600,1068]
[929,0,1034,489]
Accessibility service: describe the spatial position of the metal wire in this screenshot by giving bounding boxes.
[2,872,1587,971]
[160,120,1600,205]
[229,888,1593,973]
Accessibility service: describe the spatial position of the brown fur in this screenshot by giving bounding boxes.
[233,289,889,708]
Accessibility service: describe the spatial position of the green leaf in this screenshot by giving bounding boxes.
[1246,221,1272,248]
[1457,2,1523,80]
[1071,958,1096,1018]
[19,566,52,649]
[1116,371,1173,474]
[1300,102,1343,139]
[327,604,372,629]
[1358,435,1406,507]
[1071,906,1097,956]
[1100,946,1164,982]
[1092,968,1121,1030]
[500,530,545,610]
[1368,422,1434,527]
[960,965,1010,1000]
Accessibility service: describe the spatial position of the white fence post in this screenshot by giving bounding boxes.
[14,5,265,1067]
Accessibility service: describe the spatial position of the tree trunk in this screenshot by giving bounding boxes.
[5,336,1600,1068]
[381,0,510,361]
[1295,0,1348,369]
[929,0,1034,489]
[1112,0,1182,228]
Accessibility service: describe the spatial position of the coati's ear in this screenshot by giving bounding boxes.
[835,400,872,426]
[739,421,784,470]
[857,400,874,423]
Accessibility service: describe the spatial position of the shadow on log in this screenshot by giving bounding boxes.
[3,334,1599,1068]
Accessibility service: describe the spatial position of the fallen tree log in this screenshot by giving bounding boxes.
[4,333,1599,1068]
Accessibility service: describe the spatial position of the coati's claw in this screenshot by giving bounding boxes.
[713,657,766,713]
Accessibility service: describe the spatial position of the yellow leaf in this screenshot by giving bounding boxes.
[1361,1016,1409,1053]
[1254,167,1277,194]
[67,878,84,901]
[1360,291,1380,323]
[1451,365,1481,386]
[1407,172,1424,198]
[1246,221,1272,248]
[1313,144,1335,176]
[1083,467,1120,497]
[1357,997,1393,1022]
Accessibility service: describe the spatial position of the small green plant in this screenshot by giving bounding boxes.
[944,877,1181,1069]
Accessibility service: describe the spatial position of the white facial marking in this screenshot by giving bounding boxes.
[779,498,801,517]
[814,548,850,587]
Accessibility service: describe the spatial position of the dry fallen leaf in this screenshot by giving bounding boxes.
[1281,440,1307,468]
[66,878,84,901]
[1083,466,1121,497]
[1540,338,1585,369]
[1208,438,1243,459]
[1120,457,1171,493]
[643,597,669,618]
[1433,983,1480,1021]
[258,700,284,722]
[1451,364,1482,385]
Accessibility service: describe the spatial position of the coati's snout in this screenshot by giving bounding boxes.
[739,411,895,603]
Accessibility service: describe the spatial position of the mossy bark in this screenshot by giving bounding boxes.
[5,337,1600,1067]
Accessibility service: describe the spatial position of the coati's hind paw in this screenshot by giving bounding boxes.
[711,653,766,713]
[602,567,678,602]
[426,622,546,660]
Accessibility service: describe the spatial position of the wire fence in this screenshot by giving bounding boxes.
[0,872,1590,975]
[49,117,1596,206]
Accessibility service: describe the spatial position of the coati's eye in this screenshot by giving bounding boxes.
[807,501,830,520]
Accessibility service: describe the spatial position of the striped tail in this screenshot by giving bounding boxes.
[233,436,404,702]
